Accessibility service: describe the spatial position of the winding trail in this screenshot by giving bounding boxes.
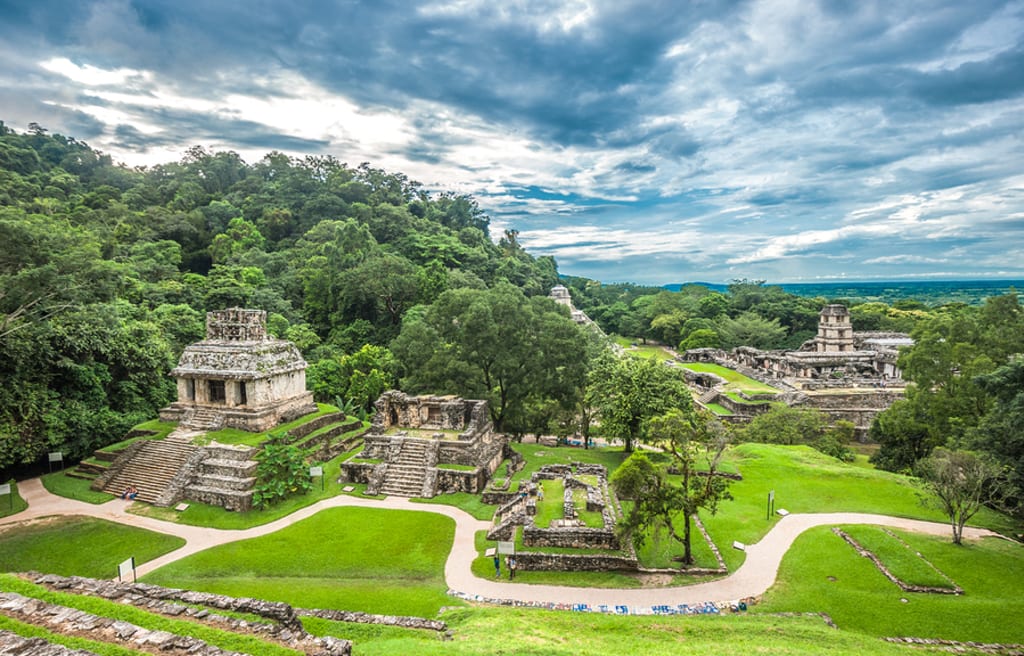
[0,477,1000,608]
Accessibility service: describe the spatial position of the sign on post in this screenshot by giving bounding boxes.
[0,483,11,511]
[117,556,136,583]
[310,466,324,492]
[497,541,515,555]
[767,490,775,520]
[48,451,64,473]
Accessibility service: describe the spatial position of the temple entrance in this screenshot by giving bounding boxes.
[209,380,226,404]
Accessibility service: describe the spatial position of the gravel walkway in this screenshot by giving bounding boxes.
[0,477,1000,607]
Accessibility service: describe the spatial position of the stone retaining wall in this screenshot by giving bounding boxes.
[297,608,446,632]
[286,412,345,441]
[29,573,353,655]
[522,526,619,550]
[513,552,639,571]
[0,591,280,656]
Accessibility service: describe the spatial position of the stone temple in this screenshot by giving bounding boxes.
[340,391,507,498]
[159,308,317,432]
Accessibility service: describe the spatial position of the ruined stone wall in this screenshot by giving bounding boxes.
[522,526,620,550]
[514,552,639,572]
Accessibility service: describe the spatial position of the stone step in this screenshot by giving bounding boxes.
[199,458,258,477]
[190,474,256,491]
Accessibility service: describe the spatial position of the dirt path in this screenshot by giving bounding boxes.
[0,477,1001,608]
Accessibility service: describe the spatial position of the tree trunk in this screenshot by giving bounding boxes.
[682,513,693,565]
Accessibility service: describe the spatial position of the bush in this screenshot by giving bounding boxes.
[251,434,311,508]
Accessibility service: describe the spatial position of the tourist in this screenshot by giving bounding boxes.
[537,484,544,501]
[508,556,517,580]
[122,485,137,500]
[493,554,501,578]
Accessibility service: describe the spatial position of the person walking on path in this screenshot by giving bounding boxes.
[493,554,501,578]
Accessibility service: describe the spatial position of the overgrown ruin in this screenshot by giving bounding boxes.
[340,391,506,497]
[682,304,912,436]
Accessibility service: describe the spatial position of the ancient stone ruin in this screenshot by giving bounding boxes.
[340,391,506,497]
[681,304,913,436]
[94,309,318,510]
[159,308,317,432]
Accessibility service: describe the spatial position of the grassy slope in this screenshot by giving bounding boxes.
[758,527,1024,643]
[40,471,115,504]
[142,506,459,617]
[0,516,184,578]
[309,607,933,656]
[701,443,1016,573]
[678,362,780,394]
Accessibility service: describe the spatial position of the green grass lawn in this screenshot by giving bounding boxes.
[143,506,459,617]
[705,402,734,416]
[699,443,1018,573]
[0,481,28,518]
[0,516,185,578]
[97,419,177,452]
[309,606,928,656]
[533,479,565,527]
[757,527,1024,643]
[40,471,115,504]
[841,525,955,589]
[411,491,497,520]
[678,362,780,394]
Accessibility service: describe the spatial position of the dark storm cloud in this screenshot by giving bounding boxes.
[1,0,1023,283]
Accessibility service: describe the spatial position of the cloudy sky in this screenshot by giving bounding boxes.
[2,0,1023,284]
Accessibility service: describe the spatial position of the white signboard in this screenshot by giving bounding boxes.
[0,484,10,496]
[48,452,63,462]
[768,490,775,504]
[117,557,135,581]
[497,541,515,555]
[309,466,323,477]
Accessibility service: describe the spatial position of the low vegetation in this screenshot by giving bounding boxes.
[0,517,184,578]
[143,507,458,617]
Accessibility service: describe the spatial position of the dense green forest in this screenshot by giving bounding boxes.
[1,122,1021,519]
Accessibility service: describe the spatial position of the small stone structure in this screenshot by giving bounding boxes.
[159,308,317,432]
[340,391,506,497]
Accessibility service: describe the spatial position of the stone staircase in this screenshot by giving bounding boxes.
[697,388,720,405]
[102,434,197,504]
[378,439,432,497]
[182,407,224,432]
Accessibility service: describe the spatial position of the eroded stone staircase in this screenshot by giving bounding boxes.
[101,434,197,504]
[186,444,258,511]
[378,438,434,497]
[182,407,225,432]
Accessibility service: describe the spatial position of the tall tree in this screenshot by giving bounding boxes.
[916,448,1003,545]
[611,408,732,565]
[586,355,690,452]
[391,283,588,430]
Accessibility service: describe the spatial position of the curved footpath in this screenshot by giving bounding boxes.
[0,477,1001,608]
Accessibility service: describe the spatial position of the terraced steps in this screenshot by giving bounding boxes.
[378,439,431,497]
[101,436,197,504]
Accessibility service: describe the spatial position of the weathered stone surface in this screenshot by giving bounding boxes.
[28,574,352,656]
[297,608,446,632]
